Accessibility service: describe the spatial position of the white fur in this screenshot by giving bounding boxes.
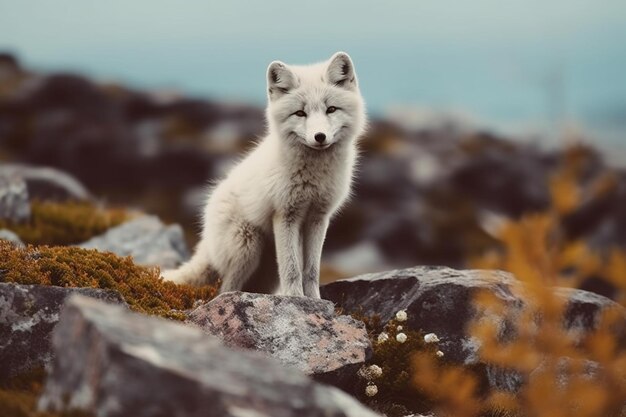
[162,52,367,298]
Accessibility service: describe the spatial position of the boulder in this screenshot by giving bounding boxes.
[187,292,372,391]
[0,173,30,222]
[0,229,24,247]
[0,282,126,382]
[39,295,380,417]
[320,266,625,391]
[0,164,92,202]
[78,215,189,269]
[450,144,551,217]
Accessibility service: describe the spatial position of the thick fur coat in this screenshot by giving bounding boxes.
[162,52,367,297]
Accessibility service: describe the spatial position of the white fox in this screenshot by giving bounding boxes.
[162,52,367,298]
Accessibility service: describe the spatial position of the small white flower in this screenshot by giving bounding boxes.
[424,333,440,344]
[396,325,403,331]
[436,350,444,358]
[377,332,389,343]
[395,310,408,322]
[368,364,383,378]
[396,332,407,343]
[365,384,378,397]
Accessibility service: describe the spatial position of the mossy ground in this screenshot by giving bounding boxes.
[351,312,520,417]
[0,200,129,246]
[0,240,218,320]
[352,314,442,417]
[0,241,219,416]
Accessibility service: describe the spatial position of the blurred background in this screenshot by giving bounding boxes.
[1,1,625,294]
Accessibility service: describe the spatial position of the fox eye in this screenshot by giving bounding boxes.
[294,110,307,117]
[326,106,337,114]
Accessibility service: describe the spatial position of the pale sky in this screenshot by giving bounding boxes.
[1,0,625,143]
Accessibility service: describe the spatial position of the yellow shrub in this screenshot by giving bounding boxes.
[411,146,626,417]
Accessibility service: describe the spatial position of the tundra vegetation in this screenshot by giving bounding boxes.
[1,148,625,417]
[0,201,129,246]
[351,152,626,417]
[0,55,624,416]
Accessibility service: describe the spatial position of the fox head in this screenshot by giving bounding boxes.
[266,52,366,150]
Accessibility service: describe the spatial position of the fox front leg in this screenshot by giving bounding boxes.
[302,210,330,299]
[273,211,304,296]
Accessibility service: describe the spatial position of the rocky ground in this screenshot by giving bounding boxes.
[1,52,625,416]
[1,170,625,416]
[1,52,625,281]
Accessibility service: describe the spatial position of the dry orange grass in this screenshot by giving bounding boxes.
[411,146,626,417]
[0,241,219,320]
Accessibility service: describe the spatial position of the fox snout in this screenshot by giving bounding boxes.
[309,131,330,149]
[314,133,326,143]
[306,113,332,148]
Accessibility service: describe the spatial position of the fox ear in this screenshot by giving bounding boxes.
[326,52,357,90]
[267,61,297,100]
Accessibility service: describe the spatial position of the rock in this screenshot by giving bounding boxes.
[320,266,625,391]
[0,229,24,247]
[323,267,512,363]
[563,178,626,254]
[78,215,189,269]
[0,163,92,202]
[187,292,372,392]
[450,141,551,217]
[0,282,126,382]
[528,357,600,389]
[0,173,30,222]
[39,295,381,417]
[325,242,390,277]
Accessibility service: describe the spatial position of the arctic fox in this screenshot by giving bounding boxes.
[162,52,366,298]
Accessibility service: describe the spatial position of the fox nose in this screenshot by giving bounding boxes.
[314,133,326,143]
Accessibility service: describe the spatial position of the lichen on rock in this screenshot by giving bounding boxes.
[0,282,126,382]
[188,291,372,392]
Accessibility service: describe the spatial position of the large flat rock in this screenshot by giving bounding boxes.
[322,267,520,363]
[187,292,372,391]
[321,266,625,391]
[39,295,380,417]
[0,282,126,382]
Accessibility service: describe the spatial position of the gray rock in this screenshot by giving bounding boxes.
[0,163,92,202]
[322,267,518,363]
[187,292,372,392]
[78,215,190,269]
[321,266,625,391]
[0,282,126,382]
[0,229,24,247]
[39,295,381,417]
[0,173,30,222]
[528,357,601,389]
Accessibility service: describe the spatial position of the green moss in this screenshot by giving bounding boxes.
[352,313,529,417]
[0,241,218,320]
[0,200,129,246]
